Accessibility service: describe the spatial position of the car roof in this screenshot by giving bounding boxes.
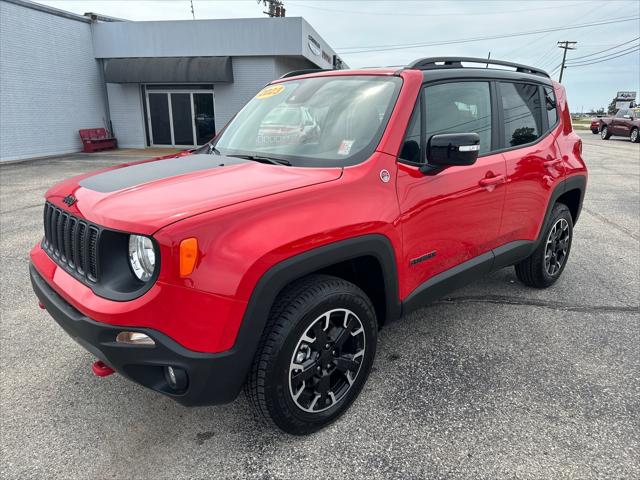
[279,57,553,86]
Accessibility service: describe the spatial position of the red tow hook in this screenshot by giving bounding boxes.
[38,301,46,310]
[92,360,115,377]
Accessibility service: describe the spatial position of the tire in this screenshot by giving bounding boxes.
[631,128,639,143]
[515,203,573,288]
[246,274,377,435]
[591,128,599,134]
[600,125,611,140]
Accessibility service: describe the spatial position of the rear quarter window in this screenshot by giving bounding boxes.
[500,82,543,147]
[543,86,558,129]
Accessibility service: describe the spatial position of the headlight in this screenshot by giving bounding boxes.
[128,235,156,281]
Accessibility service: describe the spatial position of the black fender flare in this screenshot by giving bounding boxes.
[547,174,587,227]
[225,234,401,399]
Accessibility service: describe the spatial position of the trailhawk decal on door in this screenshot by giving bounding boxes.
[410,251,437,266]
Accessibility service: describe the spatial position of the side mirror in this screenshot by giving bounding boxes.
[420,133,480,174]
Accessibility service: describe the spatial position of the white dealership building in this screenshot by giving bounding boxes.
[0,0,346,162]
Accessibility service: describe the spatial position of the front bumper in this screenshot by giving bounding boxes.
[30,264,247,406]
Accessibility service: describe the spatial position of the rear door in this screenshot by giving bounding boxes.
[498,82,564,244]
[612,109,628,135]
[396,80,506,296]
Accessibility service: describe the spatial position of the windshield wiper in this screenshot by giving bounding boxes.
[227,154,291,166]
[207,144,221,155]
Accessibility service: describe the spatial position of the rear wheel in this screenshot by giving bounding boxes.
[631,128,639,143]
[246,275,377,435]
[515,203,573,288]
[600,125,611,140]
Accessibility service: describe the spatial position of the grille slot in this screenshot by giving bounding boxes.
[42,202,100,283]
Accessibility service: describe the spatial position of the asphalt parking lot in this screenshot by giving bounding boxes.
[1,132,638,479]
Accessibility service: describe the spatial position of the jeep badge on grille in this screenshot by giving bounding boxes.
[63,194,76,206]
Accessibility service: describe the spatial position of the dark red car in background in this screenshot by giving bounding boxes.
[598,108,640,142]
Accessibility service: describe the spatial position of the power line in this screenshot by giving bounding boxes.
[567,37,640,61]
[337,16,639,53]
[504,2,601,62]
[566,47,640,66]
[538,50,565,70]
[567,44,640,65]
[289,1,593,18]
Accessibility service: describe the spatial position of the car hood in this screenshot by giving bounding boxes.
[46,154,343,234]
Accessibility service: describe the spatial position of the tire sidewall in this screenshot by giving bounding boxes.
[265,286,377,433]
[631,128,639,143]
[601,126,608,139]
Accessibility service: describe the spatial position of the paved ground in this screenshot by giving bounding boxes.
[1,135,638,479]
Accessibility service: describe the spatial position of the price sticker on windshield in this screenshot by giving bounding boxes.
[337,140,354,155]
[256,85,285,99]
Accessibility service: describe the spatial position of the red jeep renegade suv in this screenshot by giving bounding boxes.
[30,57,587,434]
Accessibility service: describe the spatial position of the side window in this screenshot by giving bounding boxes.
[423,82,492,155]
[500,82,542,147]
[399,103,422,163]
[543,86,558,129]
[615,109,627,118]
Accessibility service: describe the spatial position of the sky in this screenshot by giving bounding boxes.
[37,0,640,112]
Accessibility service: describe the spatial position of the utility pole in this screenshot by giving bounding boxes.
[259,0,286,17]
[557,41,577,83]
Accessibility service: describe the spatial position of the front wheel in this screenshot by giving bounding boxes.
[631,128,639,143]
[515,203,573,288]
[601,125,611,140]
[246,275,377,435]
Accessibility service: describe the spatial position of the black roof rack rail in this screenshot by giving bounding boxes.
[280,68,334,79]
[407,57,550,78]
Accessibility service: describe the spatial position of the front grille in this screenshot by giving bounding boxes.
[42,202,100,282]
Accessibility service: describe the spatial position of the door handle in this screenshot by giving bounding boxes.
[479,174,505,187]
[544,158,562,168]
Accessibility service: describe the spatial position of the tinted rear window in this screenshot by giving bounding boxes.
[500,82,542,147]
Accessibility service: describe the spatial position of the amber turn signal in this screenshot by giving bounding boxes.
[179,238,198,277]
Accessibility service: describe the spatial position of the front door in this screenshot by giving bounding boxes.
[146,89,216,147]
[397,81,506,298]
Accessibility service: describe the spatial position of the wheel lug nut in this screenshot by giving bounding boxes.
[325,343,330,349]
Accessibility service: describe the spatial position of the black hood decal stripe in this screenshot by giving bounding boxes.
[79,154,248,193]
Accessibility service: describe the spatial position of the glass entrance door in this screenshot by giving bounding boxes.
[148,93,172,145]
[145,89,215,147]
[193,93,216,145]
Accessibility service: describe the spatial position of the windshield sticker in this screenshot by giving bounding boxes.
[256,85,285,99]
[337,140,354,155]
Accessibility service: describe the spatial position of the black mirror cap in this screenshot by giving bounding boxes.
[426,133,481,167]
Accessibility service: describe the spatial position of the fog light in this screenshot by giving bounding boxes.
[115,331,155,346]
[164,366,188,391]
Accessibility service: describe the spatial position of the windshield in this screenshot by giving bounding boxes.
[213,76,402,167]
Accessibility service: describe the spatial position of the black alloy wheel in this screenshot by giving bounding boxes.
[288,308,365,413]
[544,218,570,276]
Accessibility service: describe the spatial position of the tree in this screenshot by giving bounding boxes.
[608,98,617,115]
[596,107,605,115]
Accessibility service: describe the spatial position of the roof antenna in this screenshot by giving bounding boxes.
[190,0,195,20]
